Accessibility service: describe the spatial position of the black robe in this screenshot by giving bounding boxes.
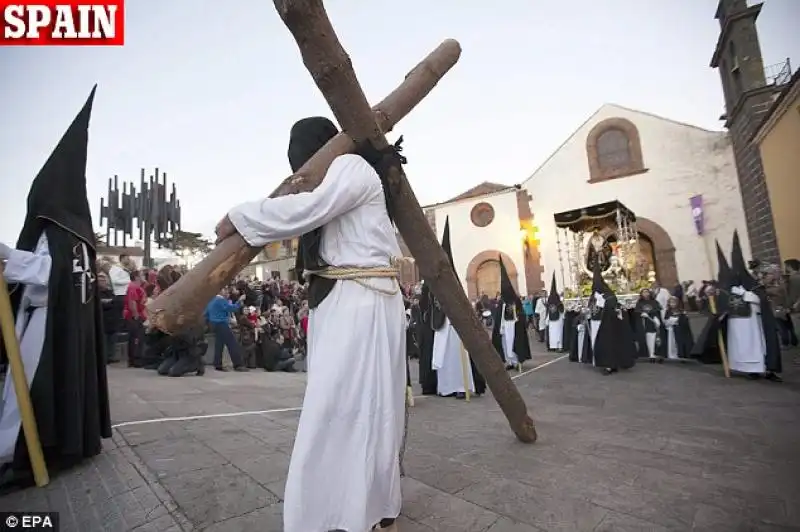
[690,296,726,364]
[491,299,532,364]
[633,299,663,359]
[415,297,437,395]
[591,294,637,370]
[5,226,112,474]
[567,311,593,364]
[661,309,694,359]
[563,310,577,358]
[751,287,782,373]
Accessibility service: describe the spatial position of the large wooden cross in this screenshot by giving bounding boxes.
[149,0,536,443]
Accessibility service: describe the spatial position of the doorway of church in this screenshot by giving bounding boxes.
[475,259,501,299]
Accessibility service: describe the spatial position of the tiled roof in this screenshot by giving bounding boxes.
[441,182,512,204]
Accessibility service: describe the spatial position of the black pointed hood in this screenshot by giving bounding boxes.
[730,230,757,290]
[440,216,459,282]
[499,255,518,303]
[715,239,733,290]
[287,116,339,172]
[547,272,560,305]
[16,85,97,250]
[591,260,612,296]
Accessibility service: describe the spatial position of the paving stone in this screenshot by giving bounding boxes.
[592,510,672,531]
[2,344,797,531]
[456,476,609,531]
[484,517,545,532]
[158,463,277,528]
[132,436,227,476]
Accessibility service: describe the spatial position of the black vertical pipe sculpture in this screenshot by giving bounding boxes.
[98,168,182,267]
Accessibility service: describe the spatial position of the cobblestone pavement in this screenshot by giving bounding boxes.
[1,334,799,531]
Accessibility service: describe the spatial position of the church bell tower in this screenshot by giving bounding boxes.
[710,0,787,264]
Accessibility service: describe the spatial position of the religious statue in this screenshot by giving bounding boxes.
[585,229,613,273]
[607,255,630,292]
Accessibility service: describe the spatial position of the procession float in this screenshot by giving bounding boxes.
[552,200,655,311]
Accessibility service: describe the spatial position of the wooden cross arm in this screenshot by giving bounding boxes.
[275,0,536,443]
[147,39,461,333]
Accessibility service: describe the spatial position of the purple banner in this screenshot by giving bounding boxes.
[690,195,704,235]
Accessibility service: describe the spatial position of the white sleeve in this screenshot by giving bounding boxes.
[227,154,381,247]
[2,236,51,287]
[743,291,761,305]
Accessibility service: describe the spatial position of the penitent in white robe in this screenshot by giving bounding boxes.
[0,233,52,464]
[548,312,564,350]
[228,154,406,532]
[500,304,519,366]
[431,317,474,396]
[727,287,766,375]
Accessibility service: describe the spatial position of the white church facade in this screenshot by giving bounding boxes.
[415,104,750,298]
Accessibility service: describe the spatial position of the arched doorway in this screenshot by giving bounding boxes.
[465,250,520,300]
[475,260,501,299]
[636,216,678,287]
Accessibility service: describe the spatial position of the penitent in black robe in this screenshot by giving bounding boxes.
[1,87,111,488]
[633,299,664,359]
[415,286,437,395]
[491,299,532,365]
[5,228,112,476]
[567,311,593,364]
[592,294,637,370]
[660,309,694,359]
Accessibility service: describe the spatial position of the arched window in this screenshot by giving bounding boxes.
[586,117,647,183]
[596,128,632,170]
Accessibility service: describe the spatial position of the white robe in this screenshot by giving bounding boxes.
[431,317,474,396]
[727,287,766,374]
[500,304,519,366]
[228,154,406,532]
[576,322,586,362]
[664,315,680,359]
[534,298,547,331]
[0,233,52,464]
[654,287,670,320]
[548,312,564,350]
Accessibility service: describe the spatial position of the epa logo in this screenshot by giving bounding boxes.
[4,512,56,528]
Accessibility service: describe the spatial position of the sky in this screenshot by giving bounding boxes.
[1,0,798,245]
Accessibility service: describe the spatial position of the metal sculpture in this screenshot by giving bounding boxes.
[99,168,181,266]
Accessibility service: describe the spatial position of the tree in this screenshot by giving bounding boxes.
[165,230,212,262]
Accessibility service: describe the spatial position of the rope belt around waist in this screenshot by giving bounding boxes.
[303,262,401,296]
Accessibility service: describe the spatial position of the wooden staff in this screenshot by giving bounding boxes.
[706,294,731,378]
[273,0,536,443]
[148,39,462,333]
[0,265,49,487]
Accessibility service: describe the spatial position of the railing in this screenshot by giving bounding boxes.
[764,58,792,86]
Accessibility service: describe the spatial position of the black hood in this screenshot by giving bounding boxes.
[730,230,757,290]
[499,256,518,303]
[591,260,612,296]
[17,85,97,251]
[287,116,339,172]
[715,239,733,290]
[440,216,459,282]
[547,273,560,305]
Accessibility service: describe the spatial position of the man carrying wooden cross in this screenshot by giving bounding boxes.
[215,117,407,532]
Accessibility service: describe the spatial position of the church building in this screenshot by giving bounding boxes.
[416,103,750,298]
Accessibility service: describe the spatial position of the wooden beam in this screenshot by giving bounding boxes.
[148,39,461,332]
[272,0,536,443]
